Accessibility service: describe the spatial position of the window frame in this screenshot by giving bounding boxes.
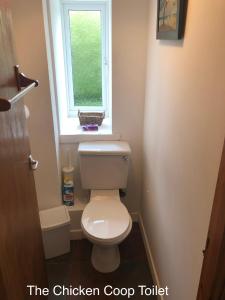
[61,0,110,117]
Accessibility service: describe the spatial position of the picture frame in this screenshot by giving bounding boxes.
[157,0,187,40]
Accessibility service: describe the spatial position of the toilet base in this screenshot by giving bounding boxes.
[91,244,120,273]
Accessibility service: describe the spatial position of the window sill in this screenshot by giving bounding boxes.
[60,118,120,143]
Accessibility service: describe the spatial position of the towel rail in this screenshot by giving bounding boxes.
[0,65,38,112]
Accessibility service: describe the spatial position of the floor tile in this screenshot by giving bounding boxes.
[70,239,92,262]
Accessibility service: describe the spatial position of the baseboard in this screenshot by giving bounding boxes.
[70,229,84,240]
[138,214,164,300]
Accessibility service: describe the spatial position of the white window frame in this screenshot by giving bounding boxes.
[61,0,110,117]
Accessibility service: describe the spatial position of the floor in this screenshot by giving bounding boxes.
[47,223,157,299]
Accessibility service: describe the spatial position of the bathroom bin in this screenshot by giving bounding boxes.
[39,205,71,259]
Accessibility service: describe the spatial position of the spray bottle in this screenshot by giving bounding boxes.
[62,149,74,206]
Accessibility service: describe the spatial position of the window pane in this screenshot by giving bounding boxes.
[69,10,102,107]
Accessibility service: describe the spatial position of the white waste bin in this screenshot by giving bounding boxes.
[39,205,71,259]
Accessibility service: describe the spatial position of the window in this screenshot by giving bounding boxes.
[43,0,111,136]
[62,1,110,117]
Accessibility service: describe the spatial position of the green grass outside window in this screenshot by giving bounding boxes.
[70,11,103,107]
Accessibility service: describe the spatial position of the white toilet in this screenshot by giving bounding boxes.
[78,141,132,273]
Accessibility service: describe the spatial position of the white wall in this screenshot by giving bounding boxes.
[142,1,225,299]
[112,0,149,212]
[61,0,149,216]
[11,0,61,210]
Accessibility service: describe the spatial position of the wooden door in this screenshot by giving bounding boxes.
[0,1,47,299]
[197,140,225,300]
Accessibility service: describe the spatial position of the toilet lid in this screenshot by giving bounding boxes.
[81,200,130,240]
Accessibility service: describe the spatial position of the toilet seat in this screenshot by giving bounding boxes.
[81,192,131,244]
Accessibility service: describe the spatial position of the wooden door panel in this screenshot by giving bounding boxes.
[0,0,17,99]
[0,109,27,300]
[211,233,225,299]
[0,270,8,300]
[0,1,47,299]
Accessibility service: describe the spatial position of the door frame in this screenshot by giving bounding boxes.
[197,139,225,299]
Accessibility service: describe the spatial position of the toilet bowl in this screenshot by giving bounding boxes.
[78,141,132,273]
[81,190,132,273]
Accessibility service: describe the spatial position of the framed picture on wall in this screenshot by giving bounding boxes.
[157,0,187,40]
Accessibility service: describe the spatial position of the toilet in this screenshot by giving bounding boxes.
[78,141,132,273]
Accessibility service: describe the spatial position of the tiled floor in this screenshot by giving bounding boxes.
[47,223,157,299]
